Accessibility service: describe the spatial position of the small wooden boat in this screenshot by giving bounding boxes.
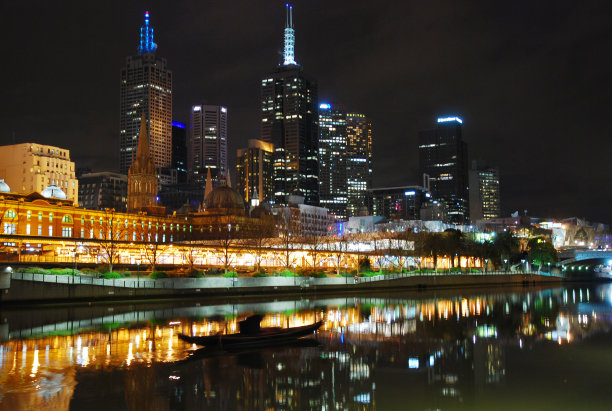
[178,315,324,348]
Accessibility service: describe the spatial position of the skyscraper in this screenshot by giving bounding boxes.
[469,160,501,221]
[171,121,187,183]
[318,103,347,219]
[418,116,469,224]
[119,11,172,174]
[188,105,228,189]
[345,113,373,217]
[236,139,275,207]
[260,4,318,206]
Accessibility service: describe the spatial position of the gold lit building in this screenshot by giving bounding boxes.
[0,143,78,205]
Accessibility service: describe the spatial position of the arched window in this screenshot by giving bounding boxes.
[4,210,16,219]
[62,215,73,223]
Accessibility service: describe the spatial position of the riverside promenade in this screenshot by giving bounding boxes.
[0,270,563,303]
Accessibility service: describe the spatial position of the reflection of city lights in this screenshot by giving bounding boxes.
[31,348,39,377]
[127,342,133,366]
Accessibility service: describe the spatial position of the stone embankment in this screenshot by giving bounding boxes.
[0,271,563,303]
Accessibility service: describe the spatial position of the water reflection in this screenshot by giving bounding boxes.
[0,283,611,409]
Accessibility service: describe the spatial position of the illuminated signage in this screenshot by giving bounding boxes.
[437,116,463,124]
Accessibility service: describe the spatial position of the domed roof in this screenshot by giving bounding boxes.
[0,179,10,193]
[41,184,67,200]
[205,186,245,212]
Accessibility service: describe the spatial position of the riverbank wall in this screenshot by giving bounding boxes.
[0,271,563,304]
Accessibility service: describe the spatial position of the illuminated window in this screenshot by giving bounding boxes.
[4,210,16,219]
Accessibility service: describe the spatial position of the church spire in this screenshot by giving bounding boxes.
[127,114,158,212]
[138,11,157,55]
[132,115,155,173]
[282,4,297,66]
[203,167,213,205]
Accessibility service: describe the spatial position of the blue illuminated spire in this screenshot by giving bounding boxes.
[283,4,297,66]
[138,11,157,55]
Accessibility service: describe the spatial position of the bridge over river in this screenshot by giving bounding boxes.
[557,249,612,266]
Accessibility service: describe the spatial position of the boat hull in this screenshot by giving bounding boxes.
[178,321,324,347]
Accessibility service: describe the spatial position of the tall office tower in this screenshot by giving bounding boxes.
[418,116,469,224]
[172,121,188,183]
[78,172,128,212]
[188,105,228,188]
[119,11,172,174]
[318,103,347,219]
[236,139,275,207]
[260,4,319,206]
[345,113,373,217]
[127,117,158,212]
[0,143,78,205]
[469,160,501,222]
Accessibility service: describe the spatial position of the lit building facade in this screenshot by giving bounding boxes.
[346,113,373,217]
[260,5,319,206]
[318,103,347,219]
[469,160,501,222]
[188,105,228,188]
[367,186,431,220]
[236,139,275,206]
[78,172,127,212]
[119,11,172,174]
[418,117,469,224]
[0,143,78,205]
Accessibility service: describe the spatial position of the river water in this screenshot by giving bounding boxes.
[0,283,611,410]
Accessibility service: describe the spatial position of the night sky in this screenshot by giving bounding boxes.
[2,1,611,223]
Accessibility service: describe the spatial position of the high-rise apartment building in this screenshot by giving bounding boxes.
[119,11,172,174]
[260,5,318,206]
[0,143,78,204]
[189,105,228,188]
[345,113,373,217]
[236,139,275,206]
[172,121,188,183]
[418,116,469,224]
[469,160,501,222]
[318,103,347,219]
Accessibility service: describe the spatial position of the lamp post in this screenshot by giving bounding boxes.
[504,259,508,273]
[137,260,140,287]
[521,259,525,273]
[548,262,551,274]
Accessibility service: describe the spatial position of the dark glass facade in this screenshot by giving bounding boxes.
[260,66,318,206]
[418,118,469,223]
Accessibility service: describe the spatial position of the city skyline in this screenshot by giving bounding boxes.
[2,1,611,222]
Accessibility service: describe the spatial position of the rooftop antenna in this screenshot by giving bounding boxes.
[283,4,297,66]
[138,11,158,55]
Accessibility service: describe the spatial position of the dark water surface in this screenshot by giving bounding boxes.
[0,284,611,410]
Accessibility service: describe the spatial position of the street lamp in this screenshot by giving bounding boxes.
[521,259,526,272]
[504,259,508,273]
